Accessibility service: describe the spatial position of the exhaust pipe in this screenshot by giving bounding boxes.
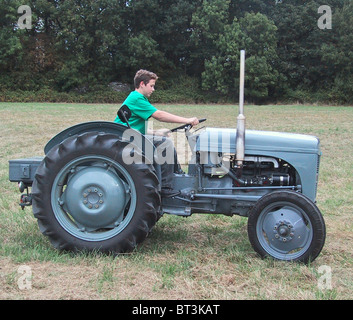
[236,50,246,178]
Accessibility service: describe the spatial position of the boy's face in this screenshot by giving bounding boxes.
[139,79,156,98]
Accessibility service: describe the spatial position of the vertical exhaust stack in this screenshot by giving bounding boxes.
[236,50,246,178]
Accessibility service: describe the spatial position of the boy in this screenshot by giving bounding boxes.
[114,69,199,196]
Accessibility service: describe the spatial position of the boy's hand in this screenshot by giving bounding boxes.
[187,118,199,126]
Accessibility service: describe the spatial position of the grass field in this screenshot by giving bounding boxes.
[0,102,352,300]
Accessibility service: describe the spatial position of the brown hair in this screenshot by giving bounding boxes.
[134,69,158,88]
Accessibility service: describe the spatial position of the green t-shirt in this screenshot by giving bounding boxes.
[114,91,157,134]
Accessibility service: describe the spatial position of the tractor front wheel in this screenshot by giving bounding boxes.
[247,191,326,264]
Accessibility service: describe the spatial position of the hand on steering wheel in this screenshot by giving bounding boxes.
[170,118,207,132]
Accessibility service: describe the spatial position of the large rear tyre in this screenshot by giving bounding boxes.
[32,132,160,254]
[247,191,325,264]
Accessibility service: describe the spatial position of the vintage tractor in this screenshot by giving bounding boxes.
[8,52,325,263]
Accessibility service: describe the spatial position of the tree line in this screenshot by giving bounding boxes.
[0,0,352,104]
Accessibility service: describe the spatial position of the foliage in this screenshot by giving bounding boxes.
[0,0,352,104]
[320,1,353,103]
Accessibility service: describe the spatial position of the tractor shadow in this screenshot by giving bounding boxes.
[137,214,254,260]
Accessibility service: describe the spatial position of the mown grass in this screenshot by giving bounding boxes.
[0,102,352,300]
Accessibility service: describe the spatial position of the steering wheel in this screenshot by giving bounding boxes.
[170,118,207,132]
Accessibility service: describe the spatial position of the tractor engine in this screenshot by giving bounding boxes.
[201,152,294,188]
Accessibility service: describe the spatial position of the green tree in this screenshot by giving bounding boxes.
[201,19,242,95]
[153,0,199,76]
[190,0,231,75]
[321,1,353,102]
[0,0,25,73]
[0,0,352,103]
[202,12,279,102]
[240,12,279,101]
[267,1,346,96]
[52,0,126,90]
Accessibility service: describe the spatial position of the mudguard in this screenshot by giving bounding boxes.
[44,121,129,154]
[44,121,161,182]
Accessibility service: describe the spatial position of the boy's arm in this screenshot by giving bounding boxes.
[152,110,199,126]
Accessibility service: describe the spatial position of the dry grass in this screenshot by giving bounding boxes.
[0,102,352,300]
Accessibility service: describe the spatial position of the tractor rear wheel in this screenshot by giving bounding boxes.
[247,191,326,264]
[32,132,160,254]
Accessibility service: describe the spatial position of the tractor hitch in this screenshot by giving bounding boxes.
[18,182,32,210]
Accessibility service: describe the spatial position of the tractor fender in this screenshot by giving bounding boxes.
[44,121,129,154]
[44,121,161,182]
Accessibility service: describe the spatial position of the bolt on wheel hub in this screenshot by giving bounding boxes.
[83,187,104,209]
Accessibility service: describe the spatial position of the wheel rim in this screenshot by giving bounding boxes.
[51,155,137,241]
[256,201,313,260]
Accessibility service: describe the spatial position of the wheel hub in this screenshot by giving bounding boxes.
[61,166,129,230]
[274,220,294,242]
